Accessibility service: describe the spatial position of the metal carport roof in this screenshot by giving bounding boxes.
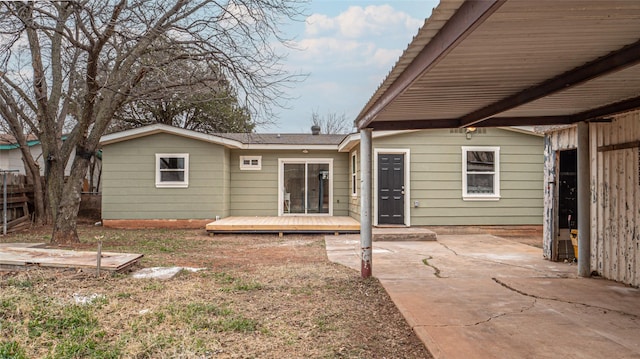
[355,0,640,130]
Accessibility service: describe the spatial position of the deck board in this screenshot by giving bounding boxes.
[206,216,360,234]
[0,247,143,272]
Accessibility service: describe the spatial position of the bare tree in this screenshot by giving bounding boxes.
[310,110,353,134]
[111,60,255,134]
[0,0,305,243]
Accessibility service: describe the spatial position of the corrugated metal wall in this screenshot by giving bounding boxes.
[591,114,640,287]
[544,113,640,287]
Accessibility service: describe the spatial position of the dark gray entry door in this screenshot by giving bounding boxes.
[378,153,404,224]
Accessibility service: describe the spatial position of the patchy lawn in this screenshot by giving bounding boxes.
[0,226,431,358]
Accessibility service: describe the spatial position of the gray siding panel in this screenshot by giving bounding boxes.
[102,133,228,220]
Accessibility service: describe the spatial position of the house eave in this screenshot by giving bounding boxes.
[100,124,244,148]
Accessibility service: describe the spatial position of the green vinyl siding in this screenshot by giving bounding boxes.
[229,150,349,216]
[373,128,544,226]
[102,133,229,220]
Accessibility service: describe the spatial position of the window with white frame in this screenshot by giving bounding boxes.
[156,154,189,188]
[239,156,261,170]
[351,152,357,196]
[462,146,500,200]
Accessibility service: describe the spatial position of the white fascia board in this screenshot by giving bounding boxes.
[100,124,243,148]
[499,126,544,137]
[338,133,360,152]
[338,130,419,152]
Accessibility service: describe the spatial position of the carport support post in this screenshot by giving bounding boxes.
[360,128,373,278]
[577,121,591,277]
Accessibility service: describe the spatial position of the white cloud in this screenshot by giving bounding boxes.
[305,13,335,36]
[266,2,433,132]
[295,4,423,70]
[305,5,422,39]
[371,48,403,67]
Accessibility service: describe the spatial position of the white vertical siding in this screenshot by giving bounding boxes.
[591,114,640,286]
[543,127,578,259]
[544,112,640,286]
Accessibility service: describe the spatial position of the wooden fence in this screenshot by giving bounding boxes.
[0,174,103,232]
[0,174,33,233]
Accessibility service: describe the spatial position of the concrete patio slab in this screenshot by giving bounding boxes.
[326,234,640,359]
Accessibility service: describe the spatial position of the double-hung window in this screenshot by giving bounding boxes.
[462,146,500,200]
[156,153,189,188]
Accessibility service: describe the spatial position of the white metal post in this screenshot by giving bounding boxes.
[577,121,591,277]
[360,128,373,278]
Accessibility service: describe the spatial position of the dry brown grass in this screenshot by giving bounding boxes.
[0,226,431,358]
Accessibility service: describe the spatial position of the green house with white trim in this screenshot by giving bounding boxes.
[99,124,543,229]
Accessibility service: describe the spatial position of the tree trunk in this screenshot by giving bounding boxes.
[51,154,90,244]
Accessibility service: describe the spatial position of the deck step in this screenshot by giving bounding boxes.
[373,227,437,241]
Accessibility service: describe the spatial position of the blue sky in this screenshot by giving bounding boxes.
[258,0,439,133]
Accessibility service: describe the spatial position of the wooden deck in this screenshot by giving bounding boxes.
[206,216,360,234]
[0,245,143,272]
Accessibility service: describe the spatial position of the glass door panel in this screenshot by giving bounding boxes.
[283,163,305,214]
[281,160,331,215]
[307,163,329,214]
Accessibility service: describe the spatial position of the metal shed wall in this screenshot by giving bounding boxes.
[544,113,640,286]
[592,114,640,286]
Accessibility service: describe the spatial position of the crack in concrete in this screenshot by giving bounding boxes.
[415,299,537,328]
[439,241,563,276]
[493,277,640,319]
[422,256,446,278]
[438,242,459,255]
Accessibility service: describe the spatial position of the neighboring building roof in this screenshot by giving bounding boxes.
[534,124,577,134]
[100,124,348,150]
[0,134,41,150]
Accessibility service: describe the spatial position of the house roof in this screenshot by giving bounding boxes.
[213,133,347,146]
[100,124,348,150]
[356,0,640,130]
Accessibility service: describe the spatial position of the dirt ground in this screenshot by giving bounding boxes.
[0,226,432,358]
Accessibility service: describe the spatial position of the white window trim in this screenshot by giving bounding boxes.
[155,153,189,188]
[351,151,358,197]
[239,155,262,170]
[372,148,411,227]
[278,158,333,216]
[462,146,500,201]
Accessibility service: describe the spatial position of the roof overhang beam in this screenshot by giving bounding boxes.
[572,95,640,123]
[356,0,505,130]
[368,94,640,130]
[459,39,640,128]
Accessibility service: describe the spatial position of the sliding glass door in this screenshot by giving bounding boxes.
[280,159,332,215]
